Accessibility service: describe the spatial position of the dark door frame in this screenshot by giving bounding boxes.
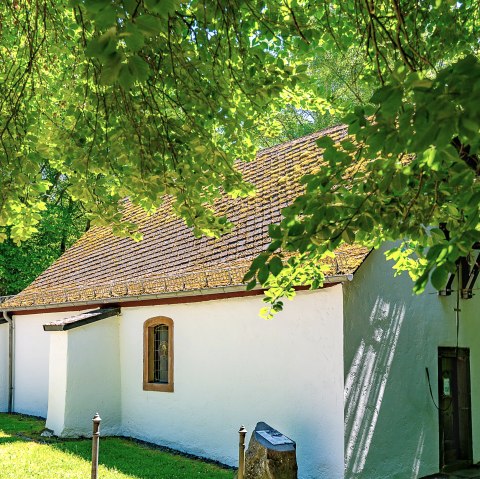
[438,347,473,472]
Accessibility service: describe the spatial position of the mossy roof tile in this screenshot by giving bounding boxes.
[4,124,369,308]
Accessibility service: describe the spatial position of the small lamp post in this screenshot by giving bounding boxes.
[238,425,247,479]
[91,413,101,479]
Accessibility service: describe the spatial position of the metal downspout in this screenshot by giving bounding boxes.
[2,311,13,413]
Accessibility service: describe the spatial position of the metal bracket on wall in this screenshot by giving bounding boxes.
[438,253,480,299]
[461,253,480,299]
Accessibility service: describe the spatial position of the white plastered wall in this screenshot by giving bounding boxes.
[0,322,8,411]
[119,288,344,479]
[46,315,122,437]
[46,331,68,432]
[13,313,52,417]
[344,247,480,479]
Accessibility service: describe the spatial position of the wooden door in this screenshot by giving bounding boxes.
[438,347,473,471]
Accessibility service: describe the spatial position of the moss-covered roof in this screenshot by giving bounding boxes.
[3,124,370,308]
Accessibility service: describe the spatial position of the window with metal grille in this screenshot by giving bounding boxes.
[143,317,174,392]
[153,324,169,383]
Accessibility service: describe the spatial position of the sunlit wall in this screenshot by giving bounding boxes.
[343,246,480,479]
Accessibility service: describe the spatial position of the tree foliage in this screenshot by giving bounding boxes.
[0,0,324,242]
[0,172,87,295]
[1,1,480,312]
[255,47,373,148]
[244,0,480,316]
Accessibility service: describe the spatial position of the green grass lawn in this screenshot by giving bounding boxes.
[0,414,235,479]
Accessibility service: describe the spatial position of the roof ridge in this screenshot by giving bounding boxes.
[257,123,346,155]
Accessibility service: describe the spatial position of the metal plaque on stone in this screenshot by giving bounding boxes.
[244,421,298,478]
[256,429,294,446]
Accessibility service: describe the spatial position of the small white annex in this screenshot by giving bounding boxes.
[1,126,480,479]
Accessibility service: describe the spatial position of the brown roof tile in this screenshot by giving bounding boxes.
[3,125,370,308]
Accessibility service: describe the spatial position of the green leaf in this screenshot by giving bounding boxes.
[88,2,118,29]
[267,239,282,252]
[118,64,135,89]
[316,136,334,148]
[341,228,355,243]
[272,301,284,312]
[129,55,150,82]
[100,52,123,84]
[86,27,117,59]
[123,25,145,51]
[268,256,283,276]
[250,253,269,270]
[288,223,305,236]
[145,0,179,17]
[135,14,164,37]
[268,224,282,239]
[431,266,449,291]
[243,267,256,282]
[370,85,394,104]
[258,265,270,284]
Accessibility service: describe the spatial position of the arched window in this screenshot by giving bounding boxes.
[143,317,174,392]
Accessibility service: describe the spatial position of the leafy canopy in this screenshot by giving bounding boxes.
[0,168,87,296]
[0,199,87,296]
[243,0,480,316]
[1,0,480,313]
[0,0,324,242]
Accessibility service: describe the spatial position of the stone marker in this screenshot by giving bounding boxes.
[244,422,297,479]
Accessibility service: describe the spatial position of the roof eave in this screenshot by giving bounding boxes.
[0,274,352,313]
[43,307,121,331]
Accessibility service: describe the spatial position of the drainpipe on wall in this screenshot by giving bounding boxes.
[2,311,14,413]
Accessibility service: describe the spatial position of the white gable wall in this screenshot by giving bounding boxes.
[119,287,344,479]
[344,247,480,479]
[13,313,51,417]
[0,324,8,411]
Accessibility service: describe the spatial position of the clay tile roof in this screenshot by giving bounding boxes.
[2,124,370,309]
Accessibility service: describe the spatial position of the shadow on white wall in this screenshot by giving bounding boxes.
[411,427,425,479]
[344,297,406,477]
